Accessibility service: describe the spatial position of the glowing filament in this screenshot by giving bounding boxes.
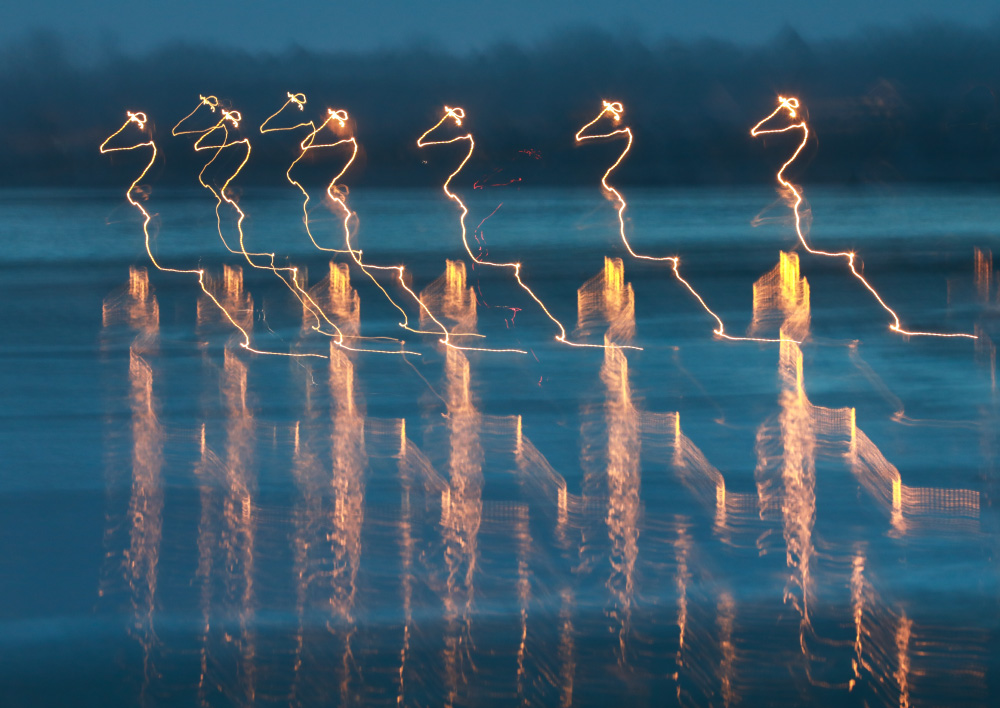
[751,96,975,339]
[419,106,618,352]
[576,101,780,343]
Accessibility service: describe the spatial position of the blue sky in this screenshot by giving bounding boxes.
[4,0,999,53]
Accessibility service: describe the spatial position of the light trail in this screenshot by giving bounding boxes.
[297,107,475,351]
[419,106,619,352]
[101,110,316,358]
[258,92,417,354]
[174,96,406,356]
[751,96,976,339]
[259,92,353,257]
[576,101,782,343]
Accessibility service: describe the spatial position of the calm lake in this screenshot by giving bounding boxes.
[0,185,997,706]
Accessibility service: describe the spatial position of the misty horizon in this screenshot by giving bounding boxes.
[2,21,999,188]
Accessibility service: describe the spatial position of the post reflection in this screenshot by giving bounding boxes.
[441,346,484,705]
[601,341,641,665]
[101,267,163,704]
[328,345,367,701]
[219,348,258,704]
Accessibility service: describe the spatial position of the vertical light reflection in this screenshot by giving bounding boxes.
[441,347,484,706]
[328,344,368,703]
[308,262,361,338]
[602,340,640,666]
[776,335,817,650]
[514,504,532,705]
[557,588,576,708]
[102,267,163,705]
[672,521,691,698]
[194,420,216,708]
[850,549,914,708]
[396,421,451,705]
[288,358,323,706]
[420,259,478,335]
[397,467,414,707]
[126,348,164,706]
[717,592,737,708]
[220,347,258,704]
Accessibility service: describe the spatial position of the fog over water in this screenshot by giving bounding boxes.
[2,21,999,187]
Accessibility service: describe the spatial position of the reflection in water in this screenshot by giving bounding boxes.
[442,347,484,705]
[576,257,635,345]
[288,355,324,706]
[850,549,912,707]
[329,345,367,702]
[125,349,164,705]
[851,548,988,707]
[576,258,642,667]
[84,221,992,706]
[602,341,641,665]
[101,267,163,705]
[717,591,737,708]
[222,348,258,704]
[421,259,478,335]
[775,336,825,684]
[191,345,258,707]
[307,262,361,338]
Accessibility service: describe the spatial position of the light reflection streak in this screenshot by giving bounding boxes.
[514,504,531,704]
[601,341,641,665]
[101,268,163,705]
[751,96,975,339]
[192,347,260,706]
[576,257,636,345]
[850,549,913,707]
[220,348,258,704]
[575,100,781,343]
[441,347,484,704]
[557,587,576,708]
[288,358,324,706]
[328,345,367,701]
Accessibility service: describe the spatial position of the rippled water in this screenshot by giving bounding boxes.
[1,186,997,706]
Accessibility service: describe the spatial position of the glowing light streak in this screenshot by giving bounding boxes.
[750,251,811,341]
[597,341,641,664]
[102,110,313,358]
[419,106,617,351]
[260,93,353,259]
[576,101,780,343]
[751,96,975,339]
[440,347,485,701]
[175,97,403,357]
[258,94,420,354]
[297,108,474,351]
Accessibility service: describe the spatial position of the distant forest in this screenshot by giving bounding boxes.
[2,22,999,187]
